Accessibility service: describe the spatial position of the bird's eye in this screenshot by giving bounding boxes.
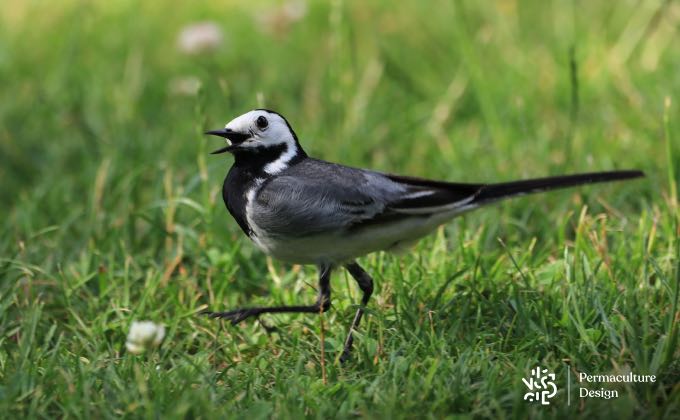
[256,116,268,129]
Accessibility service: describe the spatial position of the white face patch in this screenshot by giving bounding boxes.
[223,110,301,174]
[224,110,296,149]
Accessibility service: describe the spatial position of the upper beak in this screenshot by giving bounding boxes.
[205,128,232,138]
[204,128,250,154]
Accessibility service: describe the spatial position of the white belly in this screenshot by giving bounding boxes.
[248,207,471,265]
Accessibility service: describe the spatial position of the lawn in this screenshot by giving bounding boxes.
[1,0,679,418]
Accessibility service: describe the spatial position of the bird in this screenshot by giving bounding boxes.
[204,109,643,362]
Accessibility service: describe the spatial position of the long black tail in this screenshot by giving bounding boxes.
[473,170,644,204]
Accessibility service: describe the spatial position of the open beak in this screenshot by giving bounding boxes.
[204,128,250,154]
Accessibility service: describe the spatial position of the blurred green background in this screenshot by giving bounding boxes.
[1,0,678,418]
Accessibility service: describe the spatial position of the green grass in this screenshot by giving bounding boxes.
[1,0,679,418]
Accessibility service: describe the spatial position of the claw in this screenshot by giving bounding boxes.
[202,308,261,324]
[339,335,354,364]
[339,351,351,364]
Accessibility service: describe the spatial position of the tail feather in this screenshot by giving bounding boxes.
[386,169,644,216]
[472,170,644,205]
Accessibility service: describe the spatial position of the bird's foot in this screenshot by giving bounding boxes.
[339,335,354,364]
[201,308,262,325]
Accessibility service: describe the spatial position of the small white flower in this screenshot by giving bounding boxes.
[255,0,307,36]
[282,0,307,21]
[126,320,165,354]
[177,22,224,55]
[169,76,202,96]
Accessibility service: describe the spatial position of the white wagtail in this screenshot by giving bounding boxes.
[204,109,643,362]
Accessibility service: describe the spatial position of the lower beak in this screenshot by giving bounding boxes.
[210,145,232,154]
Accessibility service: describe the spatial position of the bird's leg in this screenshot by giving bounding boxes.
[204,265,332,324]
[340,262,374,363]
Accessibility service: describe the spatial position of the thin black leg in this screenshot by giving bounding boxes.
[340,262,374,363]
[204,264,333,324]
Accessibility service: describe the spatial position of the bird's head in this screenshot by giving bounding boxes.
[206,109,302,156]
